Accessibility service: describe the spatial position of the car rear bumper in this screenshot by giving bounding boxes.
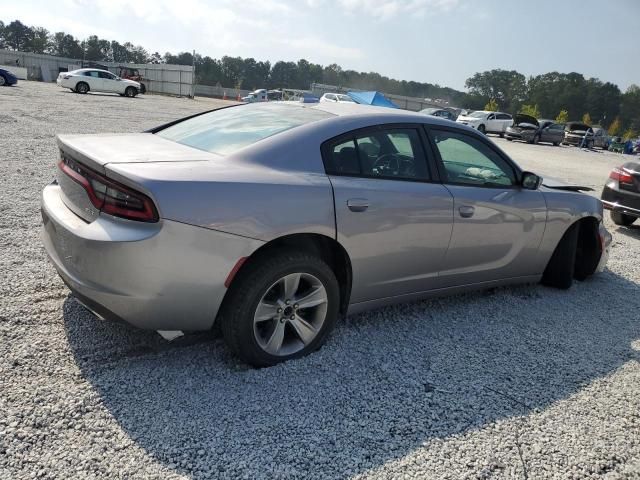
[41,182,263,331]
[601,184,640,218]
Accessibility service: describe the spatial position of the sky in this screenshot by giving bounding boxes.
[3,0,639,92]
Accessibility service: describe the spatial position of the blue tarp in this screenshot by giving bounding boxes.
[347,91,398,108]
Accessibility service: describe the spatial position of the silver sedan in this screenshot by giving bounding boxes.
[41,102,611,366]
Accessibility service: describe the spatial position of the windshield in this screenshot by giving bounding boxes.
[469,111,487,118]
[156,104,334,155]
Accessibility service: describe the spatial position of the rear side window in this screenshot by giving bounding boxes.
[84,71,99,77]
[156,104,333,155]
[323,128,430,181]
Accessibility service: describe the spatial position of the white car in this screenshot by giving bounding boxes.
[57,69,141,97]
[456,111,513,136]
[319,93,355,103]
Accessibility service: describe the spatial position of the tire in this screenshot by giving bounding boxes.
[125,86,138,97]
[610,211,636,226]
[220,250,340,367]
[499,132,504,138]
[553,142,559,146]
[477,124,485,134]
[506,137,512,141]
[541,223,579,289]
[0,75,6,86]
[139,83,146,94]
[533,134,540,145]
[76,82,89,94]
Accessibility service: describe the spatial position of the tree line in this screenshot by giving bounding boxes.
[1,19,638,137]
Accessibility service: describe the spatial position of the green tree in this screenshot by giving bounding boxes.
[49,32,83,58]
[484,98,499,111]
[620,85,640,133]
[25,26,49,53]
[582,113,592,125]
[0,21,5,49]
[608,117,622,136]
[622,128,637,141]
[465,69,526,112]
[4,20,31,50]
[555,110,569,123]
[519,104,540,118]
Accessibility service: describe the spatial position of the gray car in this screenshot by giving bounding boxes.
[505,115,565,145]
[41,102,611,366]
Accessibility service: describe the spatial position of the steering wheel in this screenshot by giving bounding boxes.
[372,154,415,177]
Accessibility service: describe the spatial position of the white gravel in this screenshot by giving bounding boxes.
[1,81,639,480]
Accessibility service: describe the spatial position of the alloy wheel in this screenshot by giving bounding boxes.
[253,272,328,356]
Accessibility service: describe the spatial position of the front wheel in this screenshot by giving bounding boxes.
[0,75,7,86]
[125,86,138,97]
[477,124,486,134]
[533,134,540,145]
[541,223,579,289]
[611,211,636,226]
[220,251,340,367]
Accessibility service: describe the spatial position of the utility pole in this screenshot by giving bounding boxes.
[191,49,196,99]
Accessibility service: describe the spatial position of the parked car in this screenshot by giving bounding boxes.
[419,108,457,121]
[591,127,609,149]
[456,111,513,136]
[56,69,141,97]
[601,162,640,226]
[505,115,564,145]
[563,122,594,147]
[41,102,611,366]
[320,93,355,103]
[0,67,18,86]
[242,89,268,102]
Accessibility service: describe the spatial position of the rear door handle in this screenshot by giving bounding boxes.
[458,205,475,218]
[347,198,369,212]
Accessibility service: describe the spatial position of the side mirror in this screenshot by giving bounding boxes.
[521,171,542,190]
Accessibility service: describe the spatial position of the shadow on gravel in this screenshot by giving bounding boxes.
[614,224,640,241]
[63,269,640,478]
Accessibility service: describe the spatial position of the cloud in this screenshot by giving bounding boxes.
[334,0,460,19]
[286,36,364,61]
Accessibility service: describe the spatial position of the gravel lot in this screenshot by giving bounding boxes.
[1,81,639,480]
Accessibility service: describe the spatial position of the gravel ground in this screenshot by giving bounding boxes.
[1,81,639,480]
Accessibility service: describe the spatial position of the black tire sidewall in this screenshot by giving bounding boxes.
[77,82,88,93]
[221,252,340,367]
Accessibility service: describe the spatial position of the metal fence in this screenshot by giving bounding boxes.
[194,84,251,100]
[310,82,446,111]
[0,49,194,96]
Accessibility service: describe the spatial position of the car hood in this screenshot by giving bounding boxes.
[513,114,539,127]
[57,133,219,173]
[541,176,594,192]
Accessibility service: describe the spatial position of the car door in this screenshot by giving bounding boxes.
[485,113,497,132]
[495,113,512,133]
[427,127,547,286]
[98,71,118,93]
[83,70,103,91]
[323,125,454,303]
[544,123,564,143]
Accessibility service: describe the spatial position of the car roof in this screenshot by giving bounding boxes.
[73,68,111,73]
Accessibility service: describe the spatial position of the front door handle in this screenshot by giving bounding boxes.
[458,205,475,218]
[347,198,369,212]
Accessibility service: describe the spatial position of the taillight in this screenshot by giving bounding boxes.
[609,166,633,184]
[58,156,158,222]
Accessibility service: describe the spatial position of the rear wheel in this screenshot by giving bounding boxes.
[611,211,636,226]
[533,134,540,145]
[541,223,579,289]
[0,75,6,86]
[76,82,89,94]
[220,250,340,367]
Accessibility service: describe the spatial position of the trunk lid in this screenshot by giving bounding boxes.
[56,133,218,222]
[57,133,218,173]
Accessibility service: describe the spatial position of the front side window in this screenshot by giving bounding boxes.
[98,71,115,79]
[84,71,99,77]
[496,113,512,120]
[156,103,333,155]
[324,128,429,181]
[431,129,516,187]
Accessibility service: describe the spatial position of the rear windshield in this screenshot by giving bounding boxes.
[156,103,333,155]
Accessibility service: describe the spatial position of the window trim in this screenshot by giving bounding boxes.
[423,124,523,190]
[320,123,438,184]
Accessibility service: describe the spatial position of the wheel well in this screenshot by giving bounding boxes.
[228,233,352,316]
[574,216,601,278]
